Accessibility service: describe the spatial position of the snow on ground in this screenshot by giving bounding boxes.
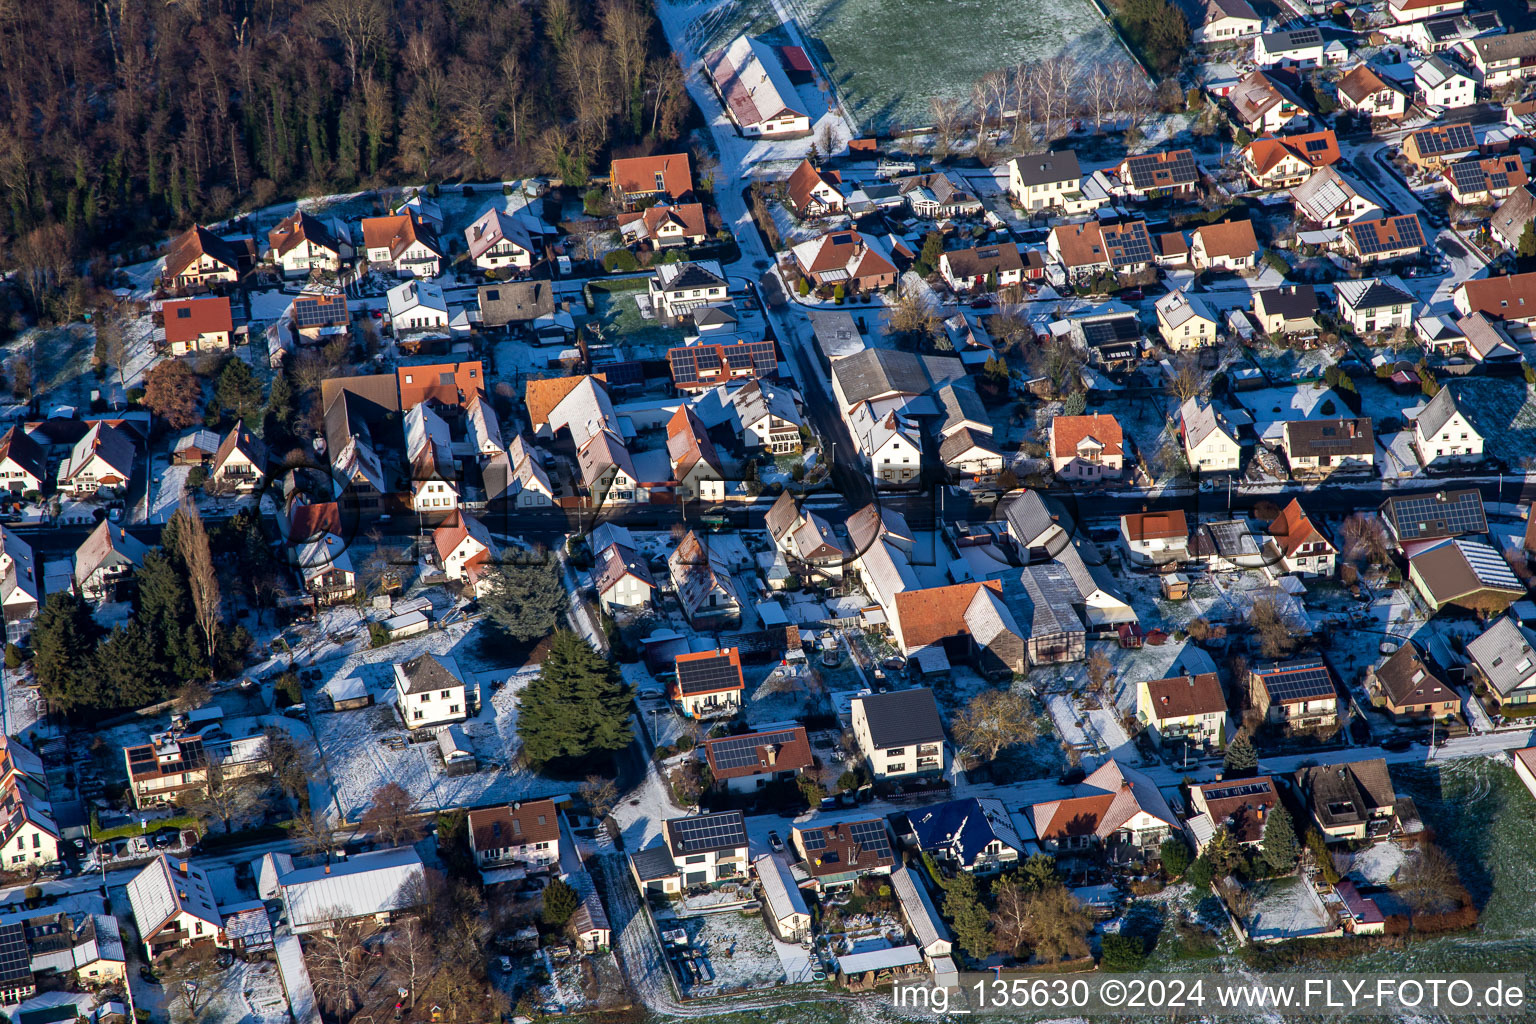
[674,908,791,993]
[306,624,571,821]
[1245,874,1334,941]
[1345,842,1406,886]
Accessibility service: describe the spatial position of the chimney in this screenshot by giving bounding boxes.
[324,864,331,874]
[765,745,778,766]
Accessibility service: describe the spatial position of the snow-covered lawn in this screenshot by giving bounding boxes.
[1345,842,1405,886]
[677,910,790,993]
[1245,874,1334,941]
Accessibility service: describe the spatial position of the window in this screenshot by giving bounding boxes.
[414,710,424,720]
[441,689,452,698]
[177,307,191,319]
[449,705,460,714]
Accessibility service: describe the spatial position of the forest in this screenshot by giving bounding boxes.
[0,0,691,325]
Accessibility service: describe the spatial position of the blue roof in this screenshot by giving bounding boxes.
[907,797,1022,866]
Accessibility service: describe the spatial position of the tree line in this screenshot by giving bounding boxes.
[0,0,690,330]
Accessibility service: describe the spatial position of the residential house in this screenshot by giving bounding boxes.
[1367,642,1461,720]
[1190,219,1259,271]
[755,855,811,942]
[1291,166,1384,227]
[1227,70,1311,134]
[787,159,846,216]
[433,512,496,594]
[1390,0,1465,22]
[1402,122,1478,170]
[126,856,223,957]
[163,296,233,356]
[666,406,726,502]
[1401,9,1502,50]
[668,338,778,391]
[617,203,707,249]
[163,225,242,290]
[1453,272,1536,335]
[1009,151,1094,213]
[360,213,442,277]
[1468,30,1536,88]
[393,653,469,729]
[1415,54,1477,109]
[1466,615,1536,710]
[1249,658,1340,731]
[73,520,148,601]
[725,380,802,453]
[907,798,1022,875]
[294,533,357,606]
[1336,276,1416,333]
[939,242,1026,293]
[1338,65,1409,120]
[1119,510,1190,567]
[939,422,1004,487]
[206,421,266,493]
[58,422,135,497]
[404,404,458,516]
[703,726,813,794]
[668,531,742,629]
[791,231,898,293]
[849,688,947,779]
[1293,760,1399,842]
[1515,746,1536,798]
[490,434,556,509]
[1117,149,1200,199]
[670,647,745,719]
[1447,153,1530,206]
[593,541,655,613]
[479,280,565,339]
[467,800,561,874]
[1027,760,1180,853]
[1489,185,1536,250]
[1241,130,1341,189]
[266,211,351,277]
[1155,289,1219,350]
[1254,26,1325,68]
[1185,777,1280,851]
[1412,388,1483,463]
[1409,538,1525,612]
[666,811,749,884]
[766,492,845,579]
[464,209,536,272]
[893,173,984,218]
[1253,284,1321,336]
[705,35,811,136]
[123,724,266,808]
[1283,417,1375,477]
[650,260,729,321]
[1179,0,1261,42]
[1340,214,1427,264]
[1380,489,1487,557]
[609,153,694,209]
[0,738,57,868]
[1135,672,1227,749]
[793,820,896,891]
[629,847,683,894]
[0,426,45,495]
[0,527,39,621]
[1049,413,1124,481]
[290,292,350,345]
[1048,219,1155,280]
[889,580,1025,678]
[1179,397,1241,472]
[388,278,450,332]
[262,848,425,934]
[1265,498,1336,575]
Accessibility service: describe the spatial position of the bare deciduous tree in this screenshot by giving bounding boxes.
[360,781,422,846]
[929,96,962,158]
[1246,595,1297,659]
[1165,351,1204,402]
[1341,514,1390,566]
[389,916,437,1008]
[580,774,618,819]
[952,689,1040,762]
[163,943,224,1023]
[308,913,369,1013]
[1394,842,1462,914]
[174,500,222,676]
[189,761,263,834]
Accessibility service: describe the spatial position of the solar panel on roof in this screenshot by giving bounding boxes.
[676,653,741,695]
[1386,492,1486,540]
[799,828,827,852]
[0,923,29,983]
[1305,138,1329,152]
[1416,124,1476,155]
[293,296,346,328]
[708,728,801,770]
[1262,661,1335,702]
[670,812,746,852]
[602,360,644,387]
[847,819,892,857]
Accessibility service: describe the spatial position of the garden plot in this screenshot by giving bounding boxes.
[1345,842,1405,886]
[540,952,628,1016]
[307,628,572,821]
[679,910,788,993]
[1245,874,1334,941]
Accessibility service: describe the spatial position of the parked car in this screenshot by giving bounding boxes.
[768,831,783,853]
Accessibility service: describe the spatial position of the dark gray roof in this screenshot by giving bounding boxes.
[937,383,988,434]
[1016,562,1086,638]
[1379,488,1485,543]
[1012,151,1081,187]
[1256,284,1318,320]
[939,427,1000,465]
[1466,615,1536,696]
[479,281,554,327]
[1294,759,1396,829]
[832,348,931,405]
[666,810,748,855]
[630,846,678,881]
[1003,490,1075,556]
[856,687,944,748]
[396,653,463,695]
[1414,386,1462,441]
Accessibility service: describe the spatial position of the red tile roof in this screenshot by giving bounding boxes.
[1051,414,1124,459]
[610,153,694,199]
[894,580,1001,649]
[1123,510,1189,543]
[163,296,233,345]
[1267,497,1328,557]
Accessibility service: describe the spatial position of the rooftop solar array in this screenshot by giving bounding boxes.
[1412,122,1476,156]
[1304,136,1331,153]
[1104,222,1153,267]
[670,811,747,853]
[668,340,777,386]
[293,295,348,328]
[676,653,742,695]
[707,728,801,771]
[1124,150,1197,190]
[0,923,29,984]
[847,819,893,858]
[1209,519,1262,556]
[1351,215,1424,256]
[1202,779,1273,801]
[601,360,645,388]
[1259,660,1336,703]
[1384,491,1486,541]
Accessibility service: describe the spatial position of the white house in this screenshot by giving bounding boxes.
[1049,413,1124,482]
[0,526,39,621]
[0,738,57,868]
[1179,397,1242,473]
[704,35,811,137]
[1136,673,1227,749]
[126,855,223,957]
[433,512,496,592]
[1413,387,1483,463]
[393,653,468,729]
[593,542,655,612]
[1155,289,1219,350]
[1254,27,1325,68]
[361,213,442,277]
[1009,151,1096,214]
[404,403,459,516]
[74,520,149,602]
[1181,0,1262,44]
[207,421,267,493]
[263,848,426,934]
[0,426,46,496]
[649,260,728,322]
[464,209,537,272]
[850,688,947,780]
[1119,510,1190,567]
[1416,54,1477,109]
[388,278,450,332]
[267,211,352,277]
[664,811,749,884]
[1335,276,1416,334]
[59,422,135,497]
